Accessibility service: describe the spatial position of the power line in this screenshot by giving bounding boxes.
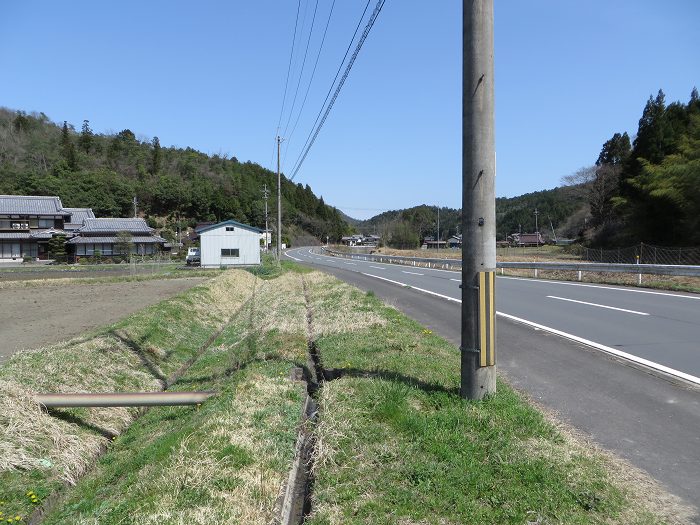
[276,0,302,133]
[288,0,373,179]
[281,0,319,139]
[282,0,336,166]
[290,0,386,181]
[270,0,302,171]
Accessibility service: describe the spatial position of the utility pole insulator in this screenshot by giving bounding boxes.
[461,0,497,399]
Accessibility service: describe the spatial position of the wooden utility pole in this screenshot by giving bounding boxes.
[277,136,283,260]
[461,0,496,399]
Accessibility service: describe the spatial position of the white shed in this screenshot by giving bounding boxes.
[197,220,262,268]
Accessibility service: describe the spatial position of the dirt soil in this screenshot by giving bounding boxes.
[0,277,206,362]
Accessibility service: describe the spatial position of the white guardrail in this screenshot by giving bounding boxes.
[320,248,700,279]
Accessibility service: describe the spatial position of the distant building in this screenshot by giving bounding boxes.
[511,232,545,246]
[67,218,166,258]
[197,219,262,268]
[448,234,462,248]
[0,195,73,260]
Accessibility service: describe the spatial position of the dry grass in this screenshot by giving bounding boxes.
[0,269,257,510]
[0,380,104,485]
[304,272,387,337]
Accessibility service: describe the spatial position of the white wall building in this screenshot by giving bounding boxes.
[197,220,262,268]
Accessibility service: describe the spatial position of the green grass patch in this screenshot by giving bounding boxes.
[302,279,683,524]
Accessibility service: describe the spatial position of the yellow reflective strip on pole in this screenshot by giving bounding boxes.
[489,271,496,366]
[479,271,487,366]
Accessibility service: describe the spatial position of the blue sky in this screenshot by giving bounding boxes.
[1,1,698,220]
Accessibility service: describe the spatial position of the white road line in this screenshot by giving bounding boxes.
[369,265,386,270]
[500,276,700,300]
[344,262,356,265]
[357,265,697,385]
[450,278,461,282]
[284,253,302,262]
[361,273,461,303]
[546,296,649,316]
[498,312,700,386]
[402,271,424,275]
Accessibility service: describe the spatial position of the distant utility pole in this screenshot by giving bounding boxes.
[133,196,138,218]
[461,0,496,399]
[534,208,540,245]
[262,184,270,251]
[437,206,440,253]
[277,136,283,260]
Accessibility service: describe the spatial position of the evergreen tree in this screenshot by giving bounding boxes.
[596,132,631,166]
[78,120,93,153]
[47,234,67,262]
[691,87,699,104]
[60,121,78,171]
[634,90,666,163]
[151,136,162,175]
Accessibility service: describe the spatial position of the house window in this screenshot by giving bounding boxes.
[38,218,54,228]
[226,226,234,232]
[221,248,239,257]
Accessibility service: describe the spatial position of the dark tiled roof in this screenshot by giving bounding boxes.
[0,195,71,216]
[78,218,153,234]
[68,235,166,244]
[64,208,95,230]
[0,232,32,240]
[0,230,65,240]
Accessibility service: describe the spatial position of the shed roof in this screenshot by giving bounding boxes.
[0,195,71,216]
[196,219,262,235]
[78,218,153,234]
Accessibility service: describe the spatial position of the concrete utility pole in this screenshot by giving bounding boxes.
[262,184,270,251]
[534,208,540,245]
[461,0,496,399]
[133,196,138,218]
[277,136,283,260]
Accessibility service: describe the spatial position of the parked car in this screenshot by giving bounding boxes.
[185,247,200,266]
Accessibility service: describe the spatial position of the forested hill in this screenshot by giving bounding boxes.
[354,187,585,246]
[358,88,700,248]
[0,108,351,243]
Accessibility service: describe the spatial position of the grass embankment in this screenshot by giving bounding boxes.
[0,270,255,522]
[0,261,693,523]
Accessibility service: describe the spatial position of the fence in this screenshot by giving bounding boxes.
[581,243,700,265]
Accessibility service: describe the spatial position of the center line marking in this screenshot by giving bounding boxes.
[369,265,385,270]
[547,296,649,316]
[450,278,461,282]
[344,262,356,265]
[402,271,424,275]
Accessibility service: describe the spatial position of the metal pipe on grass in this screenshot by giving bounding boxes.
[35,391,215,408]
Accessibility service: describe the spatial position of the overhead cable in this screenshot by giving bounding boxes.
[283,0,337,167]
[290,0,386,181]
[270,0,302,170]
[282,0,319,138]
[288,0,373,179]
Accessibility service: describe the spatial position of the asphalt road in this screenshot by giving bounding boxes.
[286,247,700,512]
